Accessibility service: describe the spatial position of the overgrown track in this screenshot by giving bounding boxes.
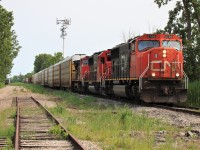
[0,138,9,148]
[14,96,85,150]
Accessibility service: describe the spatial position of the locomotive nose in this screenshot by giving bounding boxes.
[149,48,182,79]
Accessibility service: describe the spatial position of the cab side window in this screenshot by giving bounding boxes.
[131,41,135,51]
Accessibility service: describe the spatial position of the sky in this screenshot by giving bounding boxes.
[1,0,176,77]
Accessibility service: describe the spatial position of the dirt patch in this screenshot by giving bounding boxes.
[0,86,57,111]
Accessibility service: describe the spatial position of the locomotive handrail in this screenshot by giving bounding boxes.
[139,54,150,92]
[183,70,189,89]
[139,65,149,92]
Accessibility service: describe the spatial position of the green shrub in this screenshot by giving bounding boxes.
[187,80,200,107]
[0,82,5,88]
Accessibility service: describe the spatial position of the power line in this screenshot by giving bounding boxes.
[56,18,71,58]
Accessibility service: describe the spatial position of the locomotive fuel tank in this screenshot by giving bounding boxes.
[113,85,130,98]
[88,85,100,94]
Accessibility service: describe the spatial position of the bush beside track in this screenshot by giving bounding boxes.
[187,80,200,107]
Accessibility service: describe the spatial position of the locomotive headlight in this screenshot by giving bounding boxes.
[152,73,156,77]
[176,73,180,77]
[163,50,167,54]
[163,54,167,58]
[162,50,167,58]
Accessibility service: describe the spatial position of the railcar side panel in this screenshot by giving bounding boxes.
[53,64,60,87]
[32,74,36,84]
[37,71,42,85]
[48,66,53,87]
[44,68,48,86]
[60,59,71,88]
[41,70,45,85]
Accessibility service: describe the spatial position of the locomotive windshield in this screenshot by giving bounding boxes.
[138,40,160,51]
[162,40,181,50]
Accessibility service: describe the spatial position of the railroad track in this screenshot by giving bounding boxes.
[15,96,85,150]
[0,138,10,149]
[148,103,200,116]
[0,98,16,149]
[78,92,200,116]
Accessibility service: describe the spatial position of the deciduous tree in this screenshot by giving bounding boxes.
[34,52,63,73]
[0,5,21,82]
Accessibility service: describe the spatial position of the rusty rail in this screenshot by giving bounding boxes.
[149,104,200,116]
[30,96,85,150]
[14,97,19,150]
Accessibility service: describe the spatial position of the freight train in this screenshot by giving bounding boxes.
[32,33,188,103]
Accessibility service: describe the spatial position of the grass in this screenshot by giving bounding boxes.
[10,82,97,109]
[48,125,67,139]
[9,82,200,149]
[11,82,47,94]
[49,105,185,149]
[0,108,15,149]
[0,82,5,89]
[187,80,200,107]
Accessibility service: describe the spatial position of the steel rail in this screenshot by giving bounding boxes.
[30,96,85,150]
[172,104,200,110]
[148,104,200,116]
[14,97,19,150]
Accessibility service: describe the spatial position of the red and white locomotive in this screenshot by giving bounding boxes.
[33,33,188,103]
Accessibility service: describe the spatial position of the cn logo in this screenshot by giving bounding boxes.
[150,60,171,71]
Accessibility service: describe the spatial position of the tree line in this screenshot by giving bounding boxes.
[10,52,63,82]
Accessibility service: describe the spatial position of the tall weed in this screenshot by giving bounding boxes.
[187,80,200,107]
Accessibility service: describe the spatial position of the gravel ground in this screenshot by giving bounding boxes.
[135,106,200,129]
[96,97,200,130]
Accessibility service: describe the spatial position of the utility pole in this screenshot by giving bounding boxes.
[56,18,71,58]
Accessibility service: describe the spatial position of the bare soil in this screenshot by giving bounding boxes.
[0,86,56,112]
